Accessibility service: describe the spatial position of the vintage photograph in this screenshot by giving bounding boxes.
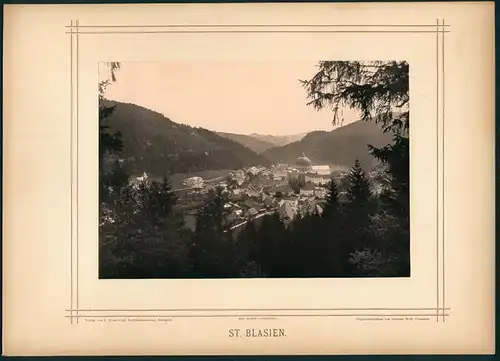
[98,61,410,279]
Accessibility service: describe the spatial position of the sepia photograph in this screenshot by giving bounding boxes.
[98,60,410,279]
[4,2,496,355]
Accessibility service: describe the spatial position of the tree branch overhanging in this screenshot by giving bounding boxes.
[300,61,409,133]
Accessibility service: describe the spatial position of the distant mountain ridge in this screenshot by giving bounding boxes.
[262,120,394,170]
[249,133,308,147]
[100,99,270,178]
[216,132,276,154]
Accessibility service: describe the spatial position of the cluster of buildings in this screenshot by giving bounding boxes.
[178,153,340,232]
[121,153,391,235]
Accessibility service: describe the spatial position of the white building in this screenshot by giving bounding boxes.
[312,165,332,176]
[247,167,260,176]
[183,176,204,189]
[304,173,331,186]
[233,170,246,185]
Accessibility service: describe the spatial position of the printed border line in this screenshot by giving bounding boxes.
[66,30,450,35]
[76,19,80,325]
[70,19,74,325]
[68,20,448,322]
[69,20,80,325]
[436,18,446,322]
[435,17,447,323]
[436,18,440,323]
[65,24,451,28]
[435,18,446,323]
[66,307,451,312]
[64,313,450,319]
[441,18,446,324]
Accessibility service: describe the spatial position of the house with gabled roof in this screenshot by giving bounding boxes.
[278,200,297,223]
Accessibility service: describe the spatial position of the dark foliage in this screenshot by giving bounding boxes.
[99,175,193,279]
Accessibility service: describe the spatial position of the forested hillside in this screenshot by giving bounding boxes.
[262,120,393,169]
[100,99,270,177]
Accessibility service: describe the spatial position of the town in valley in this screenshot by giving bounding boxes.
[133,153,381,237]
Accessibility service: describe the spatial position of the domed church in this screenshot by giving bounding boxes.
[296,153,313,172]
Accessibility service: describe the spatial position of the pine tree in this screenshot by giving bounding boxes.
[292,212,331,277]
[369,136,410,277]
[369,135,409,227]
[346,159,372,208]
[145,176,177,221]
[99,105,126,203]
[255,213,288,277]
[236,221,260,276]
[318,178,346,276]
[342,159,374,263]
[195,187,228,234]
[99,63,124,203]
[190,187,234,277]
[323,178,340,218]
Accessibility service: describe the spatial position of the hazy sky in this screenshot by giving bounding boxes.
[99,61,359,135]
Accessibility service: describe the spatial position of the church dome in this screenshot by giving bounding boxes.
[296,153,312,167]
